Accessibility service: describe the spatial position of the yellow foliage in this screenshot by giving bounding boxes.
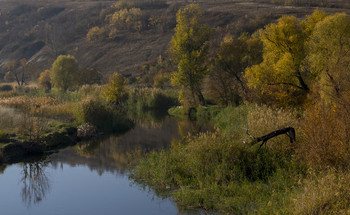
[103,73,127,104]
[38,70,51,91]
[86,26,106,42]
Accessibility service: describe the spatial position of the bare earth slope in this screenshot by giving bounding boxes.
[0,0,349,79]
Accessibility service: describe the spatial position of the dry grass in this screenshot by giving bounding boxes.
[0,95,76,121]
[0,96,58,110]
[293,170,350,215]
[0,106,22,131]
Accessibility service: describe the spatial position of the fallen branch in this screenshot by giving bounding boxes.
[248,127,296,149]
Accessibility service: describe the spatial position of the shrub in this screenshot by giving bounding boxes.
[127,88,178,112]
[0,84,13,92]
[74,97,132,132]
[296,103,350,170]
[133,131,302,213]
[0,130,4,139]
[86,26,106,42]
[38,70,51,91]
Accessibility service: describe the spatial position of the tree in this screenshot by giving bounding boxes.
[245,16,310,105]
[79,68,103,85]
[209,34,262,105]
[5,58,31,86]
[307,13,350,106]
[107,7,143,39]
[86,26,106,42]
[245,10,328,106]
[38,70,51,91]
[169,4,210,106]
[103,73,127,104]
[50,55,79,91]
[4,60,16,83]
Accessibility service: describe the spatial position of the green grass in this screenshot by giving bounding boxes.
[133,129,306,213]
[132,105,313,214]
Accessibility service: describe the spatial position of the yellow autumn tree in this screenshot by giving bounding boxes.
[38,70,51,91]
[307,13,350,106]
[103,73,127,104]
[169,4,210,106]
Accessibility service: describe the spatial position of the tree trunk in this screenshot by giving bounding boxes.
[249,127,296,149]
[196,89,206,106]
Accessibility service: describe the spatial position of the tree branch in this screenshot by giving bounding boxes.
[249,127,296,149]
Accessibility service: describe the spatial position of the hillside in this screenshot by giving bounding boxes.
[0,0,350,81]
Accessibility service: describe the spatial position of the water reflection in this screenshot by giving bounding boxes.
[3,116,213,213]
[20,160,50,207]
[50,117,182,175]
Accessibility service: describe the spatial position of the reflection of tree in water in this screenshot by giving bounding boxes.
[50,117,214,177]
[21,160,50,207]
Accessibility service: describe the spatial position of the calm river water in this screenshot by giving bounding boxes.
[0,116,211,215]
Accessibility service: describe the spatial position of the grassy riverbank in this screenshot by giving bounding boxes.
[134,105,350,214]
[0,84,178,165]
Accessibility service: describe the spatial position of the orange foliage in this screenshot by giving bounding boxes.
[297,102,350,169]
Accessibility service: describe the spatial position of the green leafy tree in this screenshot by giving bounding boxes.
[50,55,79,91]
[169,4,210,106]
[103,73,127,104]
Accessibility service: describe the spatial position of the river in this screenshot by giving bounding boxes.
[0,116,212,215]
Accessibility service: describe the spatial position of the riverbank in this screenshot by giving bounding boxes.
[134,105,350,214]
[0,122,77,164]
[0,85,174,165]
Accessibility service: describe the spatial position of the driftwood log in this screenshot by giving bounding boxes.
[248,127,296,149]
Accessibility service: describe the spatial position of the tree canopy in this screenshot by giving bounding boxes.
[50,55,79,91]
[169,4,210,106]
[103,73,127,104]
[244,11,328,106]
[307,13,350,105]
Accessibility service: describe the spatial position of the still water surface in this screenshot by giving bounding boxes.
[0,116,210,215]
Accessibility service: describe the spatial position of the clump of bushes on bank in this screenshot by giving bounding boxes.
[126,88,178,112]
[134,105,307,213]
[74,97,133,133]
[135,101,350,214]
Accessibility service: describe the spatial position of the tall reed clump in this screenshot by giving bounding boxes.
[292,170,350,214]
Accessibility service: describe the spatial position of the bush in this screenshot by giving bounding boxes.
[0,85,13,92]
[127,88,178,112]
[296,103,350,170]
[86,26,106,42]
[133,131,303,213]
[38,70,51,91]
[0,130,4,139]
[75,97,132,132]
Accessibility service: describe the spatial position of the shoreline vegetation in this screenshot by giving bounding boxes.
[1,1,350,214]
